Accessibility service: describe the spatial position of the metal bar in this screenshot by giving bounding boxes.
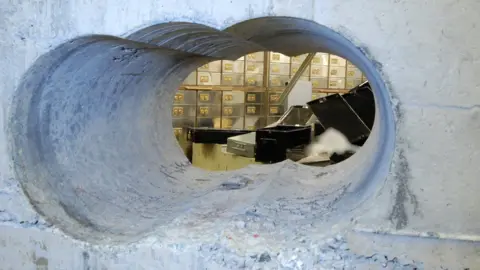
[220,60,224,129]
[277,53,315,105]
[327,54,331,90]
[180,86,349,94]
[264,51,271,125]
[344,60,348,89]
[220,90,224,128]
[194,90,198,127]
[243,55,247,87]
[181,85,267,91]
[263,51,269,88]
[243,55,248,129]
[354,227,480,243]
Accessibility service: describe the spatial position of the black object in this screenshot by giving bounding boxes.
[329,135,370,163]
[342,83,375,129]
[307,94,370,145]
[329,151,355,164]
[255,125,311,163]
[197,118,215,128]
[313,122,325,136]
[278,105,313,126]
[187,128,250,144]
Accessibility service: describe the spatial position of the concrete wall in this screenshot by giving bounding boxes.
[1,0,480,269]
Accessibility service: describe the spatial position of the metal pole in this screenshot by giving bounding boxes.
[277,53,316,105]
[264,53,315,128]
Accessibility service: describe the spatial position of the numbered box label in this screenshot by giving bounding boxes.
[269,106,279,114]
[199,93,210,101]
[174,93,184,102]
[247,94,256,102]
[199,107,210,116]
[200,76,209,83]
[269,94,280,102]
[224,63,233,71]
[173,128,182,137]
[246,106,256,114]
[173,107,184,116]
[223,107,233,116]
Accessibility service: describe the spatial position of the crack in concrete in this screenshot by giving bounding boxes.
[371,60,421,231]
[388,147,420,230]
[403,102,480,110]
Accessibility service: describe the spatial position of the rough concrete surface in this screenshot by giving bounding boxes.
[1,0,480,269]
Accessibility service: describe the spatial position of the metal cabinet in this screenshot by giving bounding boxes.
[244,91,266,130]
[222,91,245,129]
[172,90,197,137]
[197,91,222,128]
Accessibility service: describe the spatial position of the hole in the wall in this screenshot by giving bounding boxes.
[8,16,394,243]
[173,51,376,172]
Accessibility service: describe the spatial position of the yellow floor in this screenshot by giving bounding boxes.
[192,143,260,171]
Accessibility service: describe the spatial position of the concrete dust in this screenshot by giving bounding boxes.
[306,128,359,157]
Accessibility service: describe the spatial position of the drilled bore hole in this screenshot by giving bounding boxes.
[8,17,394,244]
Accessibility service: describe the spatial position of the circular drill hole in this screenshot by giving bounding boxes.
[8,17,394,243]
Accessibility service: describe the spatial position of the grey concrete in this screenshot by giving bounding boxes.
[0,0,479,269]
[8,17,395,245]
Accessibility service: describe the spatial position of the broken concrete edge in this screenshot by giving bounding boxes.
[334,23,418,233]
[0,184,425,269]
[0,176,425,268]
[348,228,480,269]
[0,223,423,269]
